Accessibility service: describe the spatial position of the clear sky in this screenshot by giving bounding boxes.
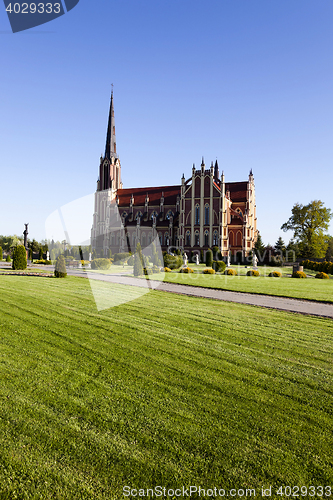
[1,0,333,245]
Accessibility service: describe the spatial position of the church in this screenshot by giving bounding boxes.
[91,93,258,258]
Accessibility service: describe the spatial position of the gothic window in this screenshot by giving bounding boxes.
[159,232,162,245]
[166,210,174,220]
[164,232,169,246]
[236,208,243,217]
[116,233,120,246]
[186,231,191,246]
[204,231,209,247]
[151,210,158,220]
[141,233,146,248]
[122,211,127,219]
[195,204,200,225]
[110,232,115,246]
[213,231,218,246]
[195,231,200,246]
[132,233,136,247]
[135,211,143,220]
[148,233,152,245]
[205,204,209,225]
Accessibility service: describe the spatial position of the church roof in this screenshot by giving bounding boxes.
[225,181,248,201]
[117,185,181,207]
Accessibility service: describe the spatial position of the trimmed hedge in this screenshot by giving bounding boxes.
[34,259,52,265]
[225,269,237,276]
[203,268,215,274]
[12,245,27,270]
[179,267,194,273]
[247,270,260,277]
[300,259,333,275]
[213,260,226,273]
[113,252,131,263]
[205,249,213,267]
[292,271,307,279]
[315,272,329,279]
[6,254,11,262]
[269,271,282,277]
[54,255,67,278]
[91,258,112,270]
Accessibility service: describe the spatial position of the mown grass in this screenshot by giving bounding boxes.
[150,268,333,304]
[0,275,332,499]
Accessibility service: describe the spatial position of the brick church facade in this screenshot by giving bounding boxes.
[91,94,258,258]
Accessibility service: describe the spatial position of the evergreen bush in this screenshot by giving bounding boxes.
[292,271,307,278]
[269,271,282,277]
[133,243,144,276]
[6,254,11,262]
[315,272,329,279]
[225,269,237,276]
[203,268,215,274]
[12,245,27,270]
[163,254,182,270]
[127,254,134,265]
[205,249,213,267]
[213,260,226,273]
[247,270,260,276]
[91,258,112,270]
[54,255,67,278]
[0,247,2,260]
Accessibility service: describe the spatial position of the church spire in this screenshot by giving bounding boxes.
[105,89,117,160]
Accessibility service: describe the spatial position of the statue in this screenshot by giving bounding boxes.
[227,253,231,267]
[89,252,92,261]
[253,253,258,269]
[183,252,188,267]
[46,251,50,261]
[195,254,199,266]
[23,223,29,249]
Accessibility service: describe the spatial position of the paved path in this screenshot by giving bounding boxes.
[67,270,333,319]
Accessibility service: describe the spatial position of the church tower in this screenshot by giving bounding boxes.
[97,90,122,192]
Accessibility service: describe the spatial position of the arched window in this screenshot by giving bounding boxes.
[195,231,200,246]
[122,211,127,219]
[186,231,191,246]
[213,231,218,246]
[110,232,115,246]
[205,204,209,225]
[164,232,169,246]
[116,233,120,246]
[236,231,242,247]
[148,233,152,245]
[132,233,136,247]
[166,210,174,220]
[159,232,162,245]
[135,211,143,220]
[151,210,158,220]
[141,233,146,248]
[195,204,200,225]
[204,231,209,246]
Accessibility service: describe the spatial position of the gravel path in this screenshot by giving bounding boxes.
[67,270,333,319]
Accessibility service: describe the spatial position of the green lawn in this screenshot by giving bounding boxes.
[149,267,333,304]
[0,275,332,499]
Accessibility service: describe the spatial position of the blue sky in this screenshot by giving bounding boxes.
[1,0,333,244]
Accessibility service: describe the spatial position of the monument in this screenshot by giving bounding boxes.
[23,223,29,249]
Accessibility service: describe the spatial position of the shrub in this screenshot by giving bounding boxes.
[152,265,160,273]
[54,255,67,278]
[164,267,172,272]
[6,254,11,262]
[143,267,153,275]
[34,259,52,265]
[91,258,112,270]
[247,270,260,276]
[163,254,183,270]
[12,245,27,270]
[113,252,131,263]
[127,254,134,265]
[225,269,237,276]
[205,249,213,267]
[315,272,329,279]
[179,267,194,273]
[0,247,2,260]
[269,271,282,277]
[292,271,307,278]
[203,268,215,274]
[213,260,226,273]
[134,243,144,276]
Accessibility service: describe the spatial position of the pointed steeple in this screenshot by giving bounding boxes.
[105,90,117,160]
[214,159,219,180]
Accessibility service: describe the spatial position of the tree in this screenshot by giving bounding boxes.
[54,255,67,278]
[12,245,27,270]
[254,232,265,258]
[274,236,285,254]
[281,200,332,258]
[0,247,2,261]
[325,236,333,262]
[133,242,144,276]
